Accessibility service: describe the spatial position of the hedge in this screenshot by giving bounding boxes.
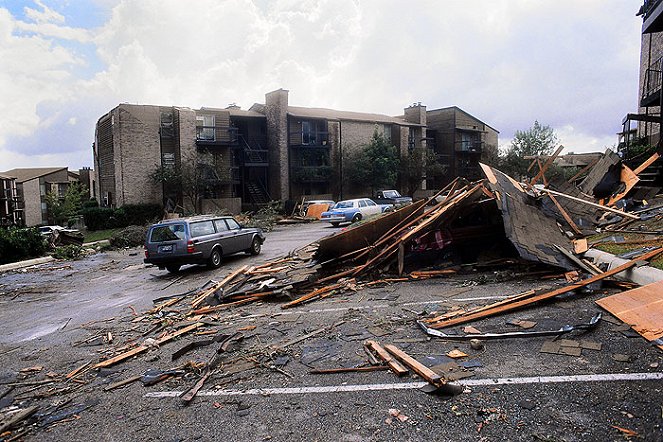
[82,204,162,231]
[0,227,47,265]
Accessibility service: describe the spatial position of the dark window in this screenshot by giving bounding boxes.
[150,224,185,242]
[160,110,174,138]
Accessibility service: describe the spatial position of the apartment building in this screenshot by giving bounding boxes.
[93,89,497,211]
[0,174,20,226]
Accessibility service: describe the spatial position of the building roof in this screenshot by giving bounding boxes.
[0,167,67,183]
[287,106,423,126]
[198,106,265,118]
[427,106,500,133]
[0,174,15,180]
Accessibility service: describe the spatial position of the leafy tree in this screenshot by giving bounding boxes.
[500,121,559,178]
[345,130,400,194]
[400,147,447,196]
[150,149,229,213]
[45,182,88,226]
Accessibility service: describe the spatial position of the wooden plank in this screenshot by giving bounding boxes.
[596,281,663,343]
[383,344,444,385]
[94,322,204,368]
[191,266,249,308]
[365,340,408,376]
[553,245,600,275]
[633,152,661,175]
[573,238,588,254]
[429,248,663,329]
[103,375,141,391]
[527,145,564,190]
[607,164,639,207]
[547,193,582,235]
[281,283,344,309]
[541,188,640,220]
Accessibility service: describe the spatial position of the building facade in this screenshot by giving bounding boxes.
[93,89,498,211]
[0,174,20,226]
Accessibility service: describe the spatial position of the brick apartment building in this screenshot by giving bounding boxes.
[93,89,498,212]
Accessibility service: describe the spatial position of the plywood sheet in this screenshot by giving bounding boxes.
[596,281,663,343]
[306,203,332,219]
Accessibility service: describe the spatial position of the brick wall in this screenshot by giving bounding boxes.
[265,89,289,201]
[638,32,663,144]
[21,179,41,226]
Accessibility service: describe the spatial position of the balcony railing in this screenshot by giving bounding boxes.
[642,56,663,107]
[289,131,330,147]
[456,141,483,153]
[196,126,239,144]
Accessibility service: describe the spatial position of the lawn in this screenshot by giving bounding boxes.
[82,228,120,243]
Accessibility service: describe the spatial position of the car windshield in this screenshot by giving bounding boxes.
[383,190,399,198]
[150,224,185,242]
[334,201,354,209]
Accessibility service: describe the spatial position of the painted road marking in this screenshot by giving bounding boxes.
[145,372,663,399]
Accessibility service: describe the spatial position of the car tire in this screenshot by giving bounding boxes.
[351,213,362,223]
[248,237,261,255]
[166,264,180,273]
[331,222,340,227]
[208,248,222,268]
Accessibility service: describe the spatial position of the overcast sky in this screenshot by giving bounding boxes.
[0,0,645,171]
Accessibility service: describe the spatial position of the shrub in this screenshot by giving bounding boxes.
[82,204,162,231]
[241,202,281,232]
[109,225,148,249]
[0,227,47,265]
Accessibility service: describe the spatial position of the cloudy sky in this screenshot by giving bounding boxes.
[0,0,645,171]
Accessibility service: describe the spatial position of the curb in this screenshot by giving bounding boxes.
[0,256,55,273]
[584,249,663,286]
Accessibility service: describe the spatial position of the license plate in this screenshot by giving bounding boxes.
[159,245,173,252]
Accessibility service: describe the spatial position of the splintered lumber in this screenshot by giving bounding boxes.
[423,289,536,324]
[409,269,457,279]
[364,340,408,376]
[94,322,204,368]
[527,145,564,190]
[191,266,249,308]
[309,366,390,374]
[553,245,600,275]
[281,283,344,309]
[0,405,39,433]
[596,280,663,350]
[428,247,663,329]
[540,188,640,220]
[547,193,582,236]
[567,157,600,183]
[192,294,269,315]
[103,375,141,391]
[383,344,444,386]
[633,152,661,175]
[272,321,345,350]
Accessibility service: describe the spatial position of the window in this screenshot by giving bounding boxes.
[301,120,327,145]
[160,110,174,138]
[150,224,185,242]
[358,200,367,208]
[214,219,229,232]
[196,115,215,141]
[366,200,377,206]
[460,132,480,151]
[383,124,391,142]
[190,220,215,237]
[225,218,240,230]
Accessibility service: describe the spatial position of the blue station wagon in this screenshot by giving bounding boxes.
[144,215,265,273]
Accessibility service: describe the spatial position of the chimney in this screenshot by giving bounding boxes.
[404,102,426,126]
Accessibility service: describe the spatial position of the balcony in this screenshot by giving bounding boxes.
[289,131,330,147]
[196,126,239,145]
[641,57,663,107]
[642,0,663,33]
[455,140,483,153]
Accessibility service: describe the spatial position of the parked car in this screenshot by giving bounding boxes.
[144,215,265,273]
[320,198,388,227]
[372,190,413,207]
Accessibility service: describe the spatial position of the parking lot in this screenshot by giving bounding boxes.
[1,222,662,441]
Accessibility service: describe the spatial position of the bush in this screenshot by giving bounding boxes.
[241,202,281,232]
[0,227,47,265]
[109,225,148,248]
[82,204,162,231]
[52,245,83,260]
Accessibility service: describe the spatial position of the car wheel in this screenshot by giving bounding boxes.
[331,222,340,227]
[208,248,222,268]
[351,213,362,223]
[166,264,180,273]
[249,237,261,255]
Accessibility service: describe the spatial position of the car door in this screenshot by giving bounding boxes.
[213,219,234,255]
[224,218,250,253]
[364,199,381,216]
[189,220,217,258]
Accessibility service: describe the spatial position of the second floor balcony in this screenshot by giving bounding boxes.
[642,57,663,107]
[196,126,239,145]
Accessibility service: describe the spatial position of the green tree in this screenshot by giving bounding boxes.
[500,121,559,178]
[345,130,400,194]
[400,147,447,196]
[45,182,88,226]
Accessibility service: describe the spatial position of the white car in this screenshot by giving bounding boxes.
[320,198,386,227]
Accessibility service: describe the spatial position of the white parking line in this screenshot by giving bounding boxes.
[144,372,663,399]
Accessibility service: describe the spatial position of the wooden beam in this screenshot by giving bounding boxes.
[540,188,640,220]
[428,247,663,329]
[364,340,408,376]
[309,366,390,374]
[281,283,344,309]
[383,344,444,385]
[546,193,582,236]
[94,322,204,369]
[527,145,564,190]
[633,152,661,175]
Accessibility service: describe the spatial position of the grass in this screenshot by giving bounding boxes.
[83,228,120,244]
[589,234,663,271]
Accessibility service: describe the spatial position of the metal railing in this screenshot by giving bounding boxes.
[642,57,663,104]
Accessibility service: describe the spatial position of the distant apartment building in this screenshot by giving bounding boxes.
[0,174,20,226]
[93,89,498,211]
[425,106,499,186]
[0,167,94,227]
